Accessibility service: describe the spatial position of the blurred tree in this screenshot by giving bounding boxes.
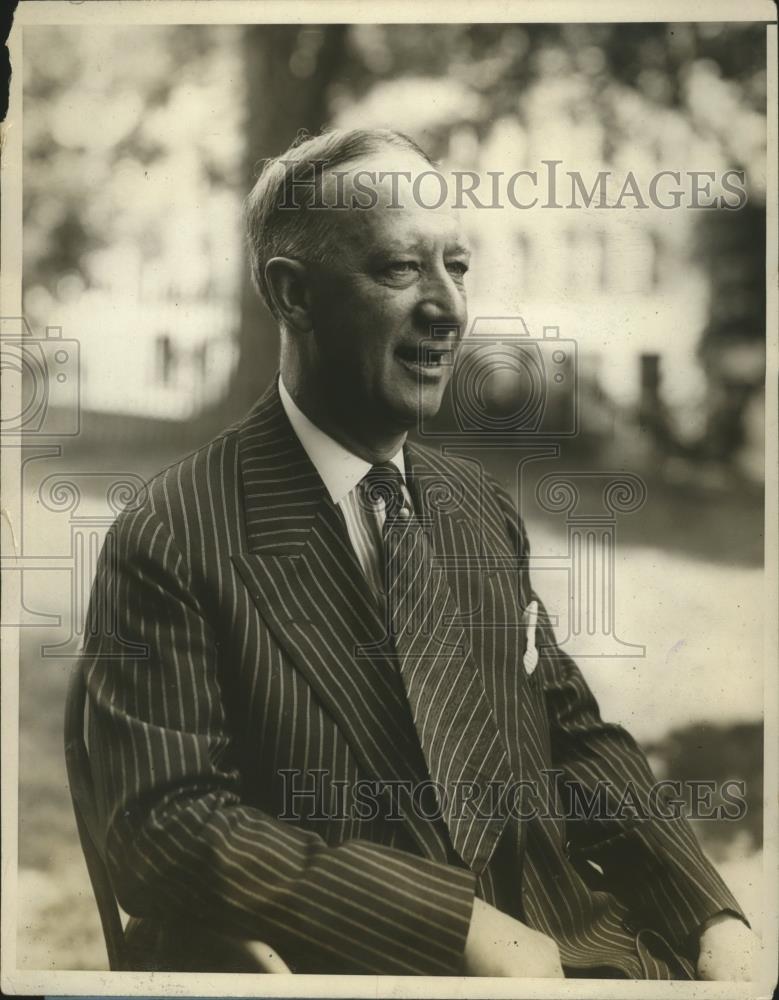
[339,22,766,147]
[648,721,763,853]
[23,25,244,307]
[695,204,765,465]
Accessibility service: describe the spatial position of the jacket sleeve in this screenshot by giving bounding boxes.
[82,501,475,975]
[491,481,747,947]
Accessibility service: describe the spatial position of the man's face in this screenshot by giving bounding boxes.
[303,150,469,434]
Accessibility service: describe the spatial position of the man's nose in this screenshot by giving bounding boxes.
[417,269,467,333]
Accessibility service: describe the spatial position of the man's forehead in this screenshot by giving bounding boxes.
[321,149,468,250]
[339,203,469,256]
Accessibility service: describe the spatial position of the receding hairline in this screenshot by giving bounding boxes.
[250,128,435,195]
[316,145,444,201]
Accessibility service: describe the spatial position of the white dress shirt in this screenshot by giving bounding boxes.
[278,376,411,599]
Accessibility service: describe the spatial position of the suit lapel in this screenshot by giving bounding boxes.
[405,443,532,859]
[231,383,447,861]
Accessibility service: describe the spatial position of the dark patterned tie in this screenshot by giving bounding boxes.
[361,463,512,872]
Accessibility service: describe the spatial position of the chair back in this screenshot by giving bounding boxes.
[64,662,127,970]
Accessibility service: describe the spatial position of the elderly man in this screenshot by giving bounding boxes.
[82,128,755,979]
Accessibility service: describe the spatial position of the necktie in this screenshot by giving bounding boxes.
[361,463,512,871]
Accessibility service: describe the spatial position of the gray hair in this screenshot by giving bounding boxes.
[244,127,435,317]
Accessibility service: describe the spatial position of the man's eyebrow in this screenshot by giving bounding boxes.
[367,239,472,261]
[374,239,426,254]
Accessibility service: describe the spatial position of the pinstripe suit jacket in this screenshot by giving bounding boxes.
[82,378,744,976]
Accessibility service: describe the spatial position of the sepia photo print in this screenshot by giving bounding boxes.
[1,2,776,997]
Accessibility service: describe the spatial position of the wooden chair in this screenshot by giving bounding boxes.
[64,661,128,969]
[64,661,290,973]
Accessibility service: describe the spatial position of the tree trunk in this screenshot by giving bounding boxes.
[212,24,348,428]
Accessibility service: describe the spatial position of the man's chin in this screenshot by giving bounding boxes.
[387,385,445,428]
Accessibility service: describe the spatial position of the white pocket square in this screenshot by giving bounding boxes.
[522,600,539,675]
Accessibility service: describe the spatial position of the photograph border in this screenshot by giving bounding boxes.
[2,2,777,996]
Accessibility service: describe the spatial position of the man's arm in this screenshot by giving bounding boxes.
[83,503,476,975]
[492,482,750,953]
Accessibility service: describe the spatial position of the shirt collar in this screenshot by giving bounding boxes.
[278,375,406,505]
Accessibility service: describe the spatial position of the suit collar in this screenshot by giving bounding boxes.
[277,375,406,505]
[238,379,444,554]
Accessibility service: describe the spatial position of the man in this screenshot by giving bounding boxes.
[82,128,755,979]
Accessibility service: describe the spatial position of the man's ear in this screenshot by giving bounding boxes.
[265,257,314,332]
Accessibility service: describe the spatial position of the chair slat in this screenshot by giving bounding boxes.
[64,663,127,970]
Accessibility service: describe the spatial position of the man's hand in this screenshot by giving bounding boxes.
[463,897,564,977]
[696,913,758,981]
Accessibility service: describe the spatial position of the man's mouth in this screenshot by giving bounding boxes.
[395,343,456,373]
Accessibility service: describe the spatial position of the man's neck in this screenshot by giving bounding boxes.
[280,372,408,465]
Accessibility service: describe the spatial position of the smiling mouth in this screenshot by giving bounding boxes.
[395,344,456,371]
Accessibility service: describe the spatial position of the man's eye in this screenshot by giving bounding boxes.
[386,261,419,275]
[446,261,469,278]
